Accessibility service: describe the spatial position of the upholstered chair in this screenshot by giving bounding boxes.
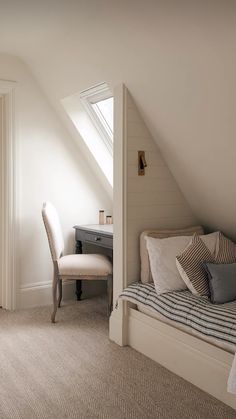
[42,202,113,323]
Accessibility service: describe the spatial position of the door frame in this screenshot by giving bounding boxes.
[0,80,17,310]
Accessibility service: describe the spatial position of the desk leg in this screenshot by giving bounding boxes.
[75,240,82,301]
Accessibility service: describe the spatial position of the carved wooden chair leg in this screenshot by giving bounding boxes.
[107,275,113,316]
[51,271,58,323]
[58,279,62,308]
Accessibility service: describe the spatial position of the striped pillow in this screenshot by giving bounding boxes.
[176,234,215,296]
[215,232,236,264]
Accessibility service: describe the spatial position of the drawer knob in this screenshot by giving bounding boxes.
[95,236,101,241]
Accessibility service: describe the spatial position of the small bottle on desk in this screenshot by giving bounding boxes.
[99,210,105,225]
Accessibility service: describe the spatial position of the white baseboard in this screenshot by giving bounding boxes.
[128,308,236,410]
[19,280,107,309]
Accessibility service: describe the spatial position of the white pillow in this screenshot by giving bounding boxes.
[145,235,191,294]
[145,232,219,295]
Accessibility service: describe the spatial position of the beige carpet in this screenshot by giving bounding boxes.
[0,297,235,419]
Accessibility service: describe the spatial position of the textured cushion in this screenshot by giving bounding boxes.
[58,254,112,278]
[176,234,215,296]
[215,232,236,264]
[140,226,204,283]
[204,262,236,304]
[145,235,191,294]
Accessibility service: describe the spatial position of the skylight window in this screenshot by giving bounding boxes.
[61,82,113,187]
[80,83,113,156]
[91,97,113,139]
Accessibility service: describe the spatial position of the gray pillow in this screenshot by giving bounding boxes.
[204,262,236,304]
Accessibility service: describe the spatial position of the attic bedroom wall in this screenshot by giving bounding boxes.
[0,54,112,308]
[8,1,235,240]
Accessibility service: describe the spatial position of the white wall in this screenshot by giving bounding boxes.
[1,2,236,304]
[0,1,235,238]
[0,54,112,308]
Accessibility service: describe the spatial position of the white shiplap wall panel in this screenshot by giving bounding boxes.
[127,204,193,220]
[125,89,197,285]
[128,136,156,151]
[128,190,187,207]
[127,178,180,193]
[128,165,173,179]
[127,122,151,138]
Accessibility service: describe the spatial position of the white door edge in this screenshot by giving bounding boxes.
[0,80,17,310]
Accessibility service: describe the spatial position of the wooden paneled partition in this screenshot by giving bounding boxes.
[125,89,196,286]
[110,84,197,345]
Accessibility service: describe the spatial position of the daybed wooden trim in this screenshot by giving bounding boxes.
[127,305,236,410]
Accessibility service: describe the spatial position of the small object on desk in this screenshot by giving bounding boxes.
[99,210,105,225]
[106,215,113,224]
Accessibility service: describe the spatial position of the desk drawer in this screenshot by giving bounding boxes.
[84,232,113,249]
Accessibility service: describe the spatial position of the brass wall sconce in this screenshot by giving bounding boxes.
[138,150,147,176]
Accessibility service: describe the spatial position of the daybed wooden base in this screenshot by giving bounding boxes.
[110,303,236,410]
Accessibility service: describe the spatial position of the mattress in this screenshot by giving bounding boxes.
[119,282,236,354]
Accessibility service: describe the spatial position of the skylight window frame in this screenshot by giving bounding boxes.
[80,83,113,156]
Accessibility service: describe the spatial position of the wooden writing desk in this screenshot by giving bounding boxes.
[74,224,113,300]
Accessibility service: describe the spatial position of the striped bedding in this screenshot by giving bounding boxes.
[119,282,236,349]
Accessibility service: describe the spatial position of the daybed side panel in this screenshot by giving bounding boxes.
[128,307,236,410]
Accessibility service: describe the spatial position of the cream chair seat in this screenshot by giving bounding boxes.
[42,202,113,323]
[58,254,112,278]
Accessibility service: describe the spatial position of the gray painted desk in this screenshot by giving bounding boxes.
[73,224,113,301]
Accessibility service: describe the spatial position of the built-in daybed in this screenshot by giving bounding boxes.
[110,85,236,409]
[119,282,236,354]
[113,226,236,410]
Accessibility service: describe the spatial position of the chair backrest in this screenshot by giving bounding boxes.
[42,202,64,261]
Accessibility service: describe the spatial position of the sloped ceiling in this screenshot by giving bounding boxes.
[1,0,236,237]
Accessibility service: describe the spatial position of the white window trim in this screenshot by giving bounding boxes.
[80,82,113,156]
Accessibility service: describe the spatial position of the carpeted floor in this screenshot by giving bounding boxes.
[0,297,235,419]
